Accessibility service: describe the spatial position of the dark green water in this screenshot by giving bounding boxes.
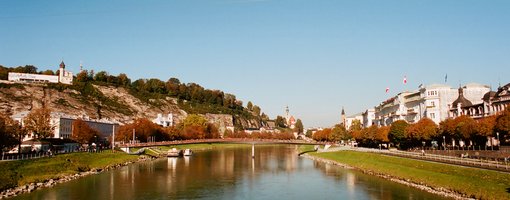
[12,145,448,200]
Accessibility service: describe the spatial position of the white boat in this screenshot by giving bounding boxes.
[183,149,193,156]
[167,148,183,157]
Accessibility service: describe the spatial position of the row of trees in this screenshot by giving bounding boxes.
[312,107,510,149]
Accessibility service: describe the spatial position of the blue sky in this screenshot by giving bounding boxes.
[1,0,509,127]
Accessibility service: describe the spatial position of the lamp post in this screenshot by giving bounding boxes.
[443,136,446,151]
[497,132,500,148]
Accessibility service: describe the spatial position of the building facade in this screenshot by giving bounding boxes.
[12,111,118,141]
[8,61,73,85]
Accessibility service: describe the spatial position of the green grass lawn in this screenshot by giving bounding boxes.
[312,151,510,200]
[0,151,138,190]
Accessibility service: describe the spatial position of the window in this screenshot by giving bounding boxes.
[430,113,436,119]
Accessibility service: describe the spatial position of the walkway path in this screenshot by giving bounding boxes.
[321,146,510,173]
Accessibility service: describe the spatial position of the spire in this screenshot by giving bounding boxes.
[59,60,65,69]
[285,105,289,118]
[341,107,345,115]
[80,61,83,71]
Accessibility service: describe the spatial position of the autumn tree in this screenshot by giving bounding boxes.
[0,115,24,152]
[24,108,54,138]
[294,119,304,134]
[389,120,409,148]
[475,115,496,146]
[349,120,363,141]
[405,118,438,147]
[376,126,390,144]
[72,119,100,144]
[496,107,510,143]
[439,118,457,145]
[313,128,331,142]
[454,115,478,142]
[117,118,166,142]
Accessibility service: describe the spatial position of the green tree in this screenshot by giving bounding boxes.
[247,101,253,111]
[294,119,304,134]
[330,124,349,142]
[41,70,55,75]
[275,116,287,128]
[389,120,409,147]
[24,108,54,138]
[183,114,208,128]
[94,71,108,82]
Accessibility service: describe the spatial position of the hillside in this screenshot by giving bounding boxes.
[0,81,262,129]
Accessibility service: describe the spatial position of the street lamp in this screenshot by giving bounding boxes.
[497,132,500,148]
[443,136,446,150]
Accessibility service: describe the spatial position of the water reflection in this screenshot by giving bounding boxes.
[12,145,448,200]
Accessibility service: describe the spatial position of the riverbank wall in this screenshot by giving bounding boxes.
[0,155,152,199]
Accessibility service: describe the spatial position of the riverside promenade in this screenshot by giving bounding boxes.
[321,146,510,173]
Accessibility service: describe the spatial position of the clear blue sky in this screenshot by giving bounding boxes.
[1,0,509,128]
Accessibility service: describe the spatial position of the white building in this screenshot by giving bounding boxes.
[362,108,375,128]
[12,111,118,141]
[153,113,174,127]
[371,83,490,125]
[345,113,363,130]
[8,61,73,85]
[374,92,411,126]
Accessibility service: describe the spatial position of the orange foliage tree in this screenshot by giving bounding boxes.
[72,119,100,144]
[405,118,438,146]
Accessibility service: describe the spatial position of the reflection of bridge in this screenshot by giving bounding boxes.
[118,138,325,148]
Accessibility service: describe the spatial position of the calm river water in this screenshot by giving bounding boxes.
[13,145,448,200]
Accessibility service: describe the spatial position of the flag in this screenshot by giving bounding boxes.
[385,87,389,93]
[403,76,407,84]
[445,74,448,83]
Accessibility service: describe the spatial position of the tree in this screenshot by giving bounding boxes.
[454,115,478,141]
[275,116,287,128]
[294,119,304,134]
[348,120,363,140]
[94,71,108,82]
[252,105,261,116]
[389,120,409,147]
[496,108,510,141]
[376,126,390,143]
[405,118,438,143]
[247,101,253,111]
[41,70,55,75]
[24,108,54,138]
[330,124,349,142]
[117,73,131,87]
[183,114,208,128]
[72,119,100,144]
[476,115,496,146]
[0,115,24,152]
[75,70,90,83]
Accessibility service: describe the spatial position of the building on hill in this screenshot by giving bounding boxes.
[284,106,297,129]
[12,111,118,142]
[8,61,73,85]
[153,113,173,127]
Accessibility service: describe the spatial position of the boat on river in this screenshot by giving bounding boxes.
[167,148,183,157]
[183,149,193,156]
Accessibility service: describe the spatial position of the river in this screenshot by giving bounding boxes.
[12,145,449,200]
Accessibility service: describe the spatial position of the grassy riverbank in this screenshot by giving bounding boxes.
[0,151,139,191]
[311,151,510,200]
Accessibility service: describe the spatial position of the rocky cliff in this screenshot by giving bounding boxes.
[0,81,262,130]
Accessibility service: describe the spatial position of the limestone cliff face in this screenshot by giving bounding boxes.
[0,81,235,127]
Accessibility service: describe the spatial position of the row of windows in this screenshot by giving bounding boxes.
[427,91,438,96]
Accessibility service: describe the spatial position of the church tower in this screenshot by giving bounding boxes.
[341,107,346,128]
[58,60,74,85]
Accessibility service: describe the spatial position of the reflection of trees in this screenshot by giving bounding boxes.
[312,161,442,200]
